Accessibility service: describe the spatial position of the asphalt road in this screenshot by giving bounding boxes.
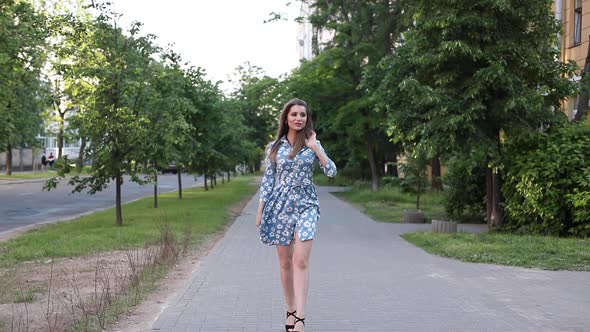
[0,174,201,236]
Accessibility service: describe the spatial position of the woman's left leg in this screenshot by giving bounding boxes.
[292,234,313,331]
[276,244,296,329]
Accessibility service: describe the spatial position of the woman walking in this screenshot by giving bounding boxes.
[256,98,337,332]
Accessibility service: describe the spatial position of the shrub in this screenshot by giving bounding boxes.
[502,121,590,237]
[381,176,402,188]
[398,152,429,210]
[442,151,487,223]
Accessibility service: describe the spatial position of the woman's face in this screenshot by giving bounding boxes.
[286,105,307,132]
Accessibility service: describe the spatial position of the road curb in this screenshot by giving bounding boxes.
[0,178,51,185]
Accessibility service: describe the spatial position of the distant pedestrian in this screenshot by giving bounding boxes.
[256,98,337,332]
[41,152,48,170]
[47,152,55,168]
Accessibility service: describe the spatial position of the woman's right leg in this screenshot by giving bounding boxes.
[276,244,296,326]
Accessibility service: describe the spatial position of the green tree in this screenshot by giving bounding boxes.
[230,62,283,172]
[138,50,191,207]
[182,66,224,189]
[214,97,252,182]
[0,0,48,175]
[293,0,410,190]
[48,0,96,169]
[378,0,579,227]
[47,3,160,226]
[41,0,90,159]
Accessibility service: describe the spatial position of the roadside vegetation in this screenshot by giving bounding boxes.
[3,0,590,329]
[0,167,92,180]
[0,175,257,331]
[0,172,56,180]
[320,177,590,271]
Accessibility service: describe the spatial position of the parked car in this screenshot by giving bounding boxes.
[161,161,178,174]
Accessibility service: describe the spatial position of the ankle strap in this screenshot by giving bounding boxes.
[286,310,297,318]
[294,316,305,325]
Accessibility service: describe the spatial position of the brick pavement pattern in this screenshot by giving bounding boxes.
[152,186,590,332]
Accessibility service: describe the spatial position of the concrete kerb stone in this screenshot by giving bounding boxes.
[0,178,51,185]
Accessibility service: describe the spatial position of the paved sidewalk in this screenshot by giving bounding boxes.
[153,186,590,332]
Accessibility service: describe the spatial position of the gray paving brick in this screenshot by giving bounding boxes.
[152,186,590,332]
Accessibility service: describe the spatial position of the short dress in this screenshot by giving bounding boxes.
[259,136,337,246]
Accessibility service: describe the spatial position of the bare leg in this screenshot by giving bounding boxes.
[292,234,313,332]
[276,244,296,326]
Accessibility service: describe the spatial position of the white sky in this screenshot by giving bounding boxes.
[112,0,302,91]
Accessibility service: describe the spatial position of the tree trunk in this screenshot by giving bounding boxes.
[390,153,399,177]
[153,170,158,208]
[32,147,36,172]
[486,166,493,226]
[177,167,183,200]
[214,174,217,186]
[431,156,443,190]
[19,147,24,172]
[57,112,65,159]
[6,144,12,176]
[574,96,588,121]
[366,136,379,192]
[486,164,504,228]
[227,171,230,183]
[204,173,208,191]
[77,137,86,171]
[491,170,504,227]
[210,175,214,189]
[116,174,123,226]
[416,178,422,210]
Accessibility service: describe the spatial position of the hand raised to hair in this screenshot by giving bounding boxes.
[305,131,318,150]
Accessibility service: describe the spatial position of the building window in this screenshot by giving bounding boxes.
[574,0,583,46]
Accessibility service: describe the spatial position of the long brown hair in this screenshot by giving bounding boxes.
[269,98,314,162]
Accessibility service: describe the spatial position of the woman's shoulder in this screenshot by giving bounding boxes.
[265,140,279,154]
[267,136,288,149]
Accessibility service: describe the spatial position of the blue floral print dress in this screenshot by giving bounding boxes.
[259,136,337,246]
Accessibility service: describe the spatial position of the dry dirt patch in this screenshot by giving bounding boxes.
[1,249,148,331]
[0,193,252,332]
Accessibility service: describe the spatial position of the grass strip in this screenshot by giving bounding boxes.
[0,167,92,180]
[0,172,58,180]
[313,173,354,186]
[333,184,447,223]
[0,175,258,267]
[332,182,589,271]
[403,231,590,271]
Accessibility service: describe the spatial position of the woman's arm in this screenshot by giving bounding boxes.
[306,132,337,177]
[256,143,276,227]
[256,201,265,227]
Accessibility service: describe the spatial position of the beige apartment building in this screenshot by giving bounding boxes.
[555,0,590,119]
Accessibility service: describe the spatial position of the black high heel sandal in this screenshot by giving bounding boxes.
[285,310,297,332]
[292,314,305,332]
